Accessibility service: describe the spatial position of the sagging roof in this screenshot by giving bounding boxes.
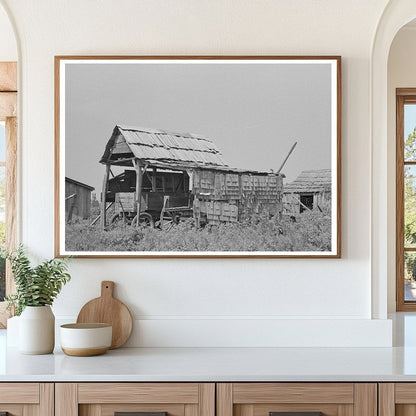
[100,125,285,177]
[100,125,227,169]
[284,169,331,193]
[65,177,94,191]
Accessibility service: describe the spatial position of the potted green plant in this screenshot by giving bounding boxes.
[5,246,71,354]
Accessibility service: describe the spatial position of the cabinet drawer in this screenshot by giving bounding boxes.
[78,383,200,404]
[217,383,376,416]
[56,383,215,416]
[0,383,53,415]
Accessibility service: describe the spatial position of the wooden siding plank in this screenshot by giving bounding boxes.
[0,62,17,92]
[78,383,199,404]
[232,383,354,404]
[0,92,16,121]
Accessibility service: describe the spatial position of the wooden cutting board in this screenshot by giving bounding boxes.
[76,281,133,349]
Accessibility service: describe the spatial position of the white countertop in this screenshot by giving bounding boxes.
[2,313,416,382]
[2,345,416,382]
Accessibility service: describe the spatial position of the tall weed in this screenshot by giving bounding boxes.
[66,212,331,252]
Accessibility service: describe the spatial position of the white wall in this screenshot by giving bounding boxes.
[387,26,416,312]
[0,0,393,347]
[0,3,16,61]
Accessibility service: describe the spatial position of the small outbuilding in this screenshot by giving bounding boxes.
[65,177,95,222]
[283,169,331,214]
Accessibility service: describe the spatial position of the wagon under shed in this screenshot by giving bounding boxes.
[99,125,284,228]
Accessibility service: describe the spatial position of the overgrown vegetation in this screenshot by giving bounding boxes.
[66,212,331,252]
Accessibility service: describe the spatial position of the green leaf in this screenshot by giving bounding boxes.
[5,245,71,315]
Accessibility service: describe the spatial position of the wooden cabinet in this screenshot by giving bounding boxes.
[217,383,377,416]
[0,383,53,415]
[0,380,411,416]
[55,383,215,416]
[379,383,416,416]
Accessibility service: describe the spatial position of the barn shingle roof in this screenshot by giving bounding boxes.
[284,169,331,193]
[100,125,227,169]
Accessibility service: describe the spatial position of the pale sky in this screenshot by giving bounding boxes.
[65,61,332,193]
[405,104,416,139]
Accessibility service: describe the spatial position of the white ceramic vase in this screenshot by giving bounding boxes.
[19,306,55,354]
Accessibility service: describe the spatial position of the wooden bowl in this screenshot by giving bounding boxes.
[60,323,112,356]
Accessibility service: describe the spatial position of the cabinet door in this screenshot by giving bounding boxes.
[379,383,416,416]
[217,383,377,416]
[0,383,53,416]
[55,383,215,416]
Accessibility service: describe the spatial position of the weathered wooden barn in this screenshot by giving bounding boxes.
[283,169,331,215]
[65,177,95,222]
[99,125,284,228]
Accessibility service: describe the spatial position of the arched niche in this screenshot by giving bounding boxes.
[372,0,416,319]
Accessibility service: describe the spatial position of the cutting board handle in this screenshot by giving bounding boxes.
[101,281,115,298]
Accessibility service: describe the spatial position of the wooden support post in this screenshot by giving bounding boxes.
[134,159,143,226]
[152,167,157,192]
[100,164,110,229]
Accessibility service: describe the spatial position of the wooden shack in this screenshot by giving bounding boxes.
[99,125,284,228]
[65,177,95,222]
[283,169,331,215]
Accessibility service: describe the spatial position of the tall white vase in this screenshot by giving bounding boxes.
[19,306,55,354]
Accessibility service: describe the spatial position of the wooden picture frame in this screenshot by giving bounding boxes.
[55,56,341,258]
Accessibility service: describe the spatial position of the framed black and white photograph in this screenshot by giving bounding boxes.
[55,56,341,258]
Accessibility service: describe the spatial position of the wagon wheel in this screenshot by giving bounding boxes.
[109,212,131,228]
[157,211,180,231]
[131,212,154,228]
